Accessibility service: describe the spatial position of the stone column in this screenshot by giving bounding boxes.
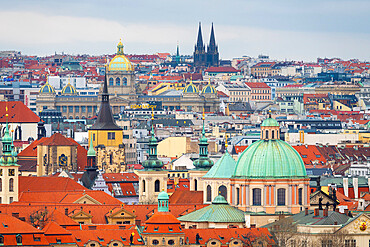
[246,185,250,207]
[288,185,292,206]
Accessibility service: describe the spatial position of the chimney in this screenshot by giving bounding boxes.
[314,208,319,216]
[305,207,309,216]
[65,208,69,216]
[334,221,338,225]
[335,208,339,212]
[353,177,359,199]
[323,208,328,217]
[343,177,349,197]
[344,209,349,215]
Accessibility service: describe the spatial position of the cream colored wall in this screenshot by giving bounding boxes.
[137,170,168,204]
[157,137,187,158]
[0,165,19,204]
[203,178,231,204]
[286,132,359,145]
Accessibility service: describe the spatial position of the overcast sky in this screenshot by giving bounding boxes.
[0,0,369,62]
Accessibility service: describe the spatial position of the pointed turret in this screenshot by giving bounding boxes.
[193,109,214,170]
[90,73,122,130]
[175,42,180,64]
[206,23,219,67]
[208,22,217,52]
[196,22,204,50]
[142,110,163,170]
[87,134,96,169]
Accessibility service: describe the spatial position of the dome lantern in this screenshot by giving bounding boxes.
[108,39,134,72]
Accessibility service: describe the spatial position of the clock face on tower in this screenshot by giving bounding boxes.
[9,169,15,176]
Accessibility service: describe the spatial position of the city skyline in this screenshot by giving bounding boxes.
[0,0,370,61]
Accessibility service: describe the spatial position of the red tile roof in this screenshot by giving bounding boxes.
[0,101,40,123]
[103,173,138,182]
[169,190,203,205]
[245,82,270,89]
[292,145,327,165]
[183,228,274,246]
[41,133,77,146]
[19,177,86,193]
[205,66,240,73]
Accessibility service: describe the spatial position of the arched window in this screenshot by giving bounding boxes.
[16,234,22,244]
[206,185,212,202]
[271,130,275,139]
[194,179,198,191]
[0,235,3,244]
[252,188,261,206]
[154,180,160,192]
[236,187,240,205]
[298,188,303,205]
[9,178,14,192]
[277,188,286,206]
[218,185,227,200]
[265,130,269,139]
[116,77,120,86]
[122,77,127,86]
[142,180,146,193]
[0,178,2,192]
[109,78,114,86]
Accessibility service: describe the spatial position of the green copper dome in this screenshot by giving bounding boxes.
[178,195,245,223]
[261,117,279,127]
[203,151,236,179]
[142,125,163,170]
[158,190,169,200]
[233,139,307,178]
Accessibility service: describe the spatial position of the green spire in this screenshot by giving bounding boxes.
[193,109,214,170]
[142,109,163,170]
[1,104,18,166]
[175,42,180,64]
[87,134,96,157]
[158,190,169,212]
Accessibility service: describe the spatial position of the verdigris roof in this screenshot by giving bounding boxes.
[261,117,279,127]
[177,195,245,223]
[203,151,236,179]
[233,139,307,178]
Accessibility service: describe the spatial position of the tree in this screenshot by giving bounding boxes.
[29,207,49,229]
[317,229,354,247]
[269,217,297,247]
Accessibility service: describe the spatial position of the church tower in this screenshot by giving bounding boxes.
[88,73,125,173]
[0,105,19,204]
[206,23,219,67]
[137,110,167,204]
[193,22,207,68]
[189,110,214,192]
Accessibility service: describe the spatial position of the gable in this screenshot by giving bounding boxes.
[70,210,92,219]
[109,208,136,219]
[74,194,102,205]
[310,190,336,205]
[339,214,370,234]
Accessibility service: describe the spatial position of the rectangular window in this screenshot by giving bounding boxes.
[74,106,79,113]
[344,240,356,247]
[62,106,67,113]
[56,106,61,111]
[93,106,97,113]
[108,132,115,140]
[87,106,93,113]
[93,134,95,141]
[81,106,86,113]
[68,106,73,112]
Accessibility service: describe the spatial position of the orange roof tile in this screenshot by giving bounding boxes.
[0,101,40,123]
[169,191,203,205]
[19,177,86,193]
